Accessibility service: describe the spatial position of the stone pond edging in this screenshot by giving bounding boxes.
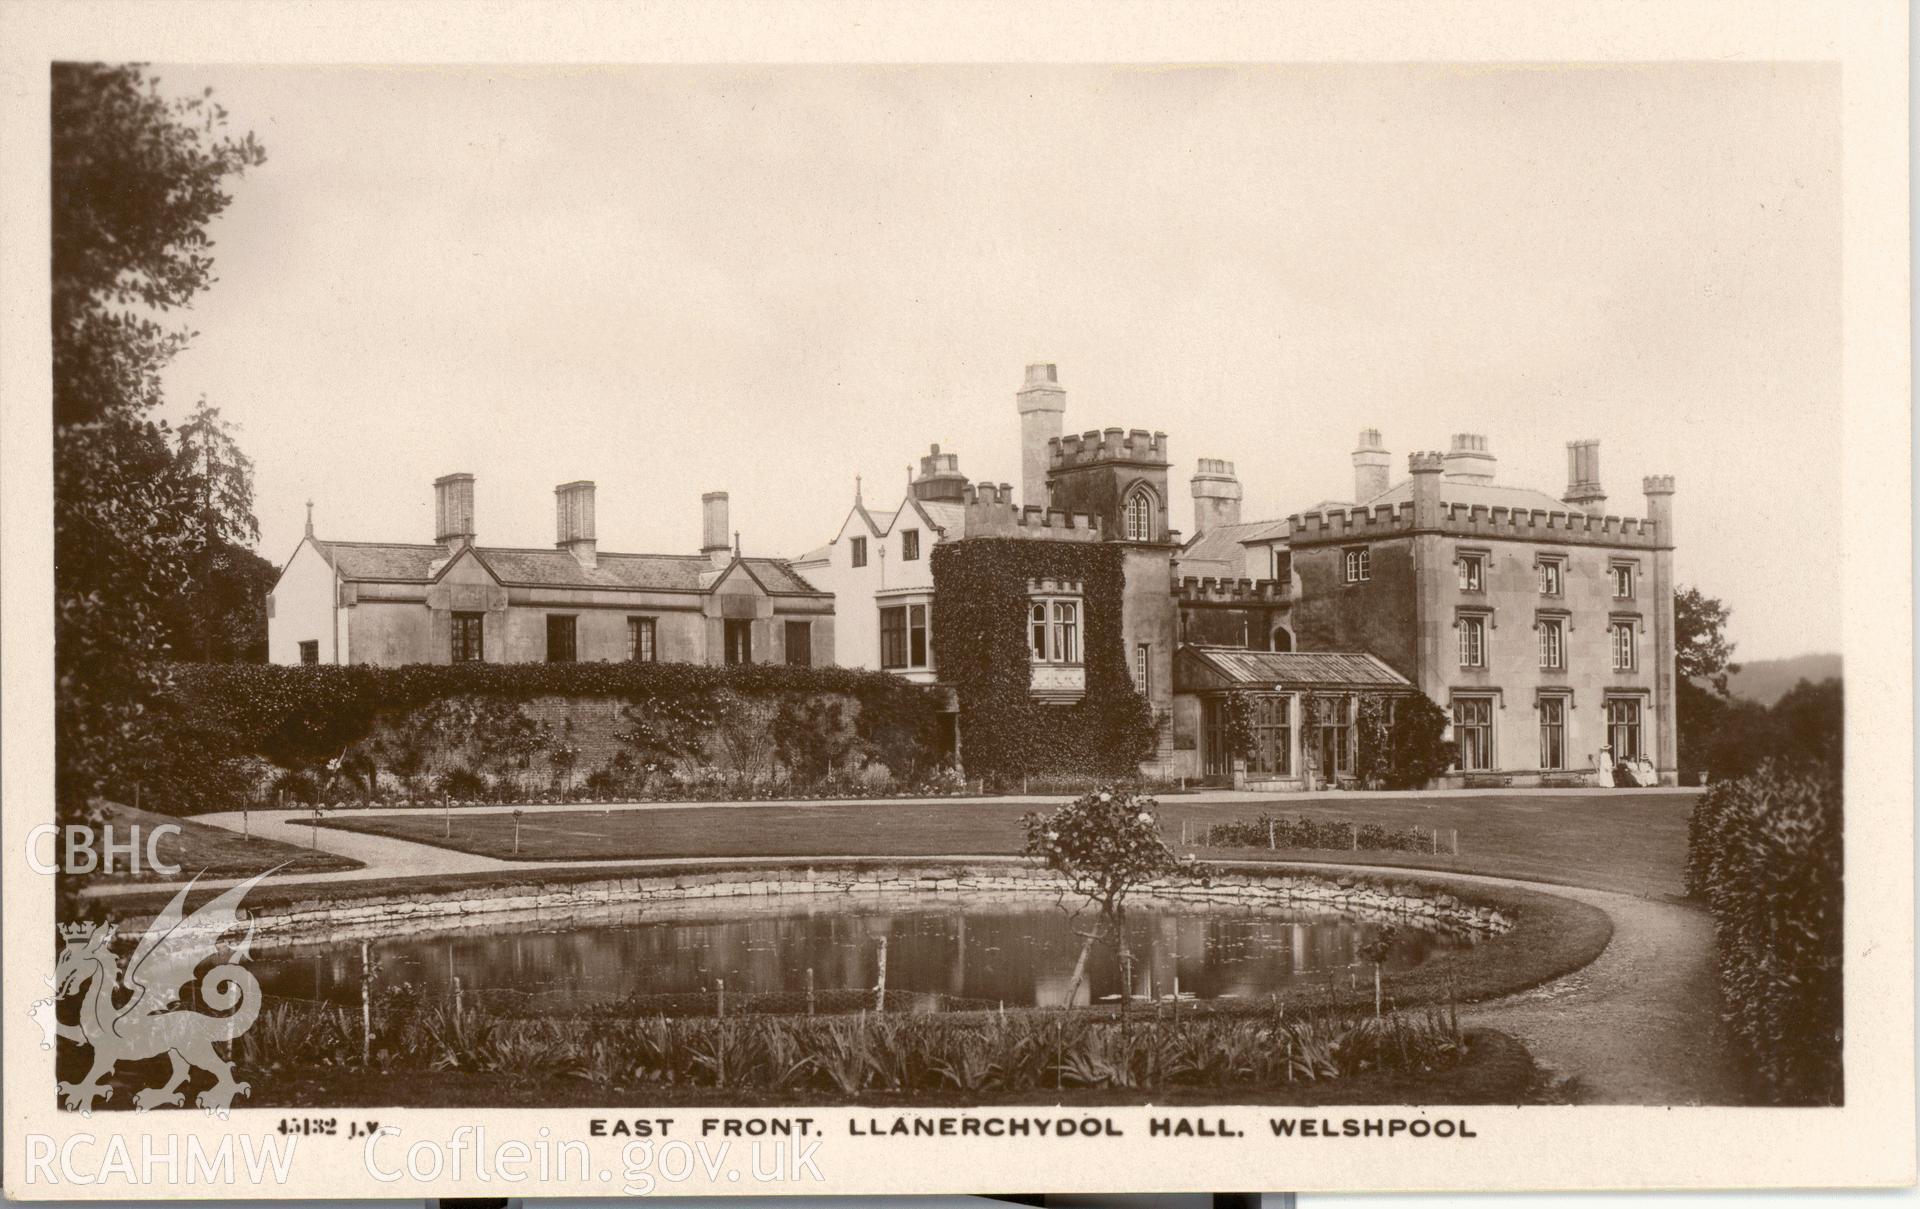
[119,859,1517,941]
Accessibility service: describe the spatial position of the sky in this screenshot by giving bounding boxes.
[154,63,1840,661]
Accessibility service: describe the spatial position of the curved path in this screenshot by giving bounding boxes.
[86,809,1742,1105]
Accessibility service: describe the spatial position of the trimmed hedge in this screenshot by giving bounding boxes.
[138,661,947,813]
[929,540,1157,784]
[1685,761,1842,1105]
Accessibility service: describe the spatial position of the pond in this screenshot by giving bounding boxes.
[249,890,1476,1013]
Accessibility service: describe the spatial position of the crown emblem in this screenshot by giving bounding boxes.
[59,921,107,944]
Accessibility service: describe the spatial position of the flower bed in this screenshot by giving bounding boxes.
[1201,814,1441,854]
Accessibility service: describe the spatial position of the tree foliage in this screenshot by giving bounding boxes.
[1675,585,1740,694]
[52,64,265,821]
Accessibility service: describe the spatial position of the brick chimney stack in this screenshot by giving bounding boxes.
[434,473,476,551]
[1016,362,1066,510]
[1564,439,1607,510]
[1190,458,1243,533]
[702,491,732,565]
[555,480,597,569]
[1352,428,1391,501]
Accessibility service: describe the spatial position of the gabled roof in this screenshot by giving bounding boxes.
[911,499,966,539]
[1177,520,1278,578]
[311,540,823,595]
[1176,645,1413,692]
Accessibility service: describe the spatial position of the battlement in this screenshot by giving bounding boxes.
[1049,426,1170,468]
[1642,474,1676,495]
[1027,576,1085,596]
[1409,451,1447,474]
[961,481,1102,541]
[1286,500,1667,549]
[1174,575,1289,604]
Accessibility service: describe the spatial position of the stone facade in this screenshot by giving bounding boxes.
[1176,430,1679,786]
[269,480,833,668]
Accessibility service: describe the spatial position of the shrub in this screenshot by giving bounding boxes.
[269,768,319,806]
[436,766,488,799]
[1685,761,1842,1104]
[141,661,945,813]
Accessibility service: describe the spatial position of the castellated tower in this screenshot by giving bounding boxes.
[1190,458,1243,533]
[1016,363,1066,510]
[1352,428,1391,501]
[1046,426,1173,544]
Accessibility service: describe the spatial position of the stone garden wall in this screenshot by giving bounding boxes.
[123,860,1516,941]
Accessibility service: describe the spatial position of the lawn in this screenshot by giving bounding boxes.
[314,790,1697,899]
[85,801,362,881]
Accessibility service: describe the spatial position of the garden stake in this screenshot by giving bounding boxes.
[1451,828,1459,855]
[359,941,371,1069]
[1351,822,1358,851]
[717,979,725,1019]
[1268,819,1275,849]
[875,937,887,1012]
[453,976,463,1016]
[806,967,815,1016]
[241,806,248,842]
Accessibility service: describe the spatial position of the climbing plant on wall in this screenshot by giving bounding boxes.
[929,539,1157,784]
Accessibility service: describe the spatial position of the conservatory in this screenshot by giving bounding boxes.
[1174,646,1417,791]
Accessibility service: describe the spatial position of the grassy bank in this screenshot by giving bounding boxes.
[309,790,1696,898]
[87,802,361,881]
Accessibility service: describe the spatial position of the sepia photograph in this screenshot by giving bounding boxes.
[0,1,1909,1200]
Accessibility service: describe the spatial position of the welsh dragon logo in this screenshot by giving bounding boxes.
[35,869,276,1117]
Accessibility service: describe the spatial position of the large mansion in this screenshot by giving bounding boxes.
[268,363,1677,787]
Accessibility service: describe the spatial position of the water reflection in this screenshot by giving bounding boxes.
[251,891,1472,1010]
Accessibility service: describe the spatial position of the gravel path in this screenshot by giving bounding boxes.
[1461,885,1743,1105]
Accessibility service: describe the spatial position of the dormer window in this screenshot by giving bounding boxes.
[1123,486,1157,542]
[900,529,921,561]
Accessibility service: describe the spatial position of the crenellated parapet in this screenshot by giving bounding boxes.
[1286,499,1668,549]
[1049,426,1170,468]
[961,481,1102,541]
[1173,575,1289,604]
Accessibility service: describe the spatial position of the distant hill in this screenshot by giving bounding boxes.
[1713,654,1842,706]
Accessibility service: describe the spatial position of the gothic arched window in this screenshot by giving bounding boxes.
[1122,485,1157,542]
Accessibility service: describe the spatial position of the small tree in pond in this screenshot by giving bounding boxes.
[1021,786,1208,1012]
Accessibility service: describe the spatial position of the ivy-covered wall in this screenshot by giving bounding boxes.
[930,539,1157,783]
[139,662,947,810]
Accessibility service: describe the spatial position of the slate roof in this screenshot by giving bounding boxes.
[1176,520,1279,578]
[1356,479,1585,516]
[1177,646,1412,690]
[311,540,823,594]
